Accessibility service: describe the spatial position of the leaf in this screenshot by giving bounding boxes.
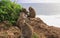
[0,0,22,25]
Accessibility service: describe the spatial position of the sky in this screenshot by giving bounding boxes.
[37,15,60,27]
[20,3,60,15]
[12,0,60,28]
[15,0,60,3]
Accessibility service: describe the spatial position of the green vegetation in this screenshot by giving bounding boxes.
[32,33,39,38]
[0,0,22,24]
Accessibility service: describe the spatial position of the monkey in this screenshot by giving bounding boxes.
[16,12,33,38]
[28,7,36,18]
[20,7,36,18]
[21,23,33,38]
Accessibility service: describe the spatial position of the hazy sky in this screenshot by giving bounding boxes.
[20,3,60,15]
[37,15,60,27]
[16,0,60,3]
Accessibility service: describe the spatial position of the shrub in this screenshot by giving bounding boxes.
[0,0,22,24]
[32,33,39,38]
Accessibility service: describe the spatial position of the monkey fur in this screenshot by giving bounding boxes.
[28,7,36,18]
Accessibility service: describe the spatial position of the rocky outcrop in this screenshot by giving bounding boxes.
[28,18,60,38]
[0,22,21,38]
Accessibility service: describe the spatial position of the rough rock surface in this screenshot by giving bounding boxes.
[0,22,21,38]
[28,18,60,38]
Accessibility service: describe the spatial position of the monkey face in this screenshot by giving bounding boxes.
[29,7,33,12]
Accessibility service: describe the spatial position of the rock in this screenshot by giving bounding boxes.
[0,21,12,31]
[0,22,21,38]
[28,17,60,38]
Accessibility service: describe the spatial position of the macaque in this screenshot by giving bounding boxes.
[17,12,33,38]
[28,7,36,18]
